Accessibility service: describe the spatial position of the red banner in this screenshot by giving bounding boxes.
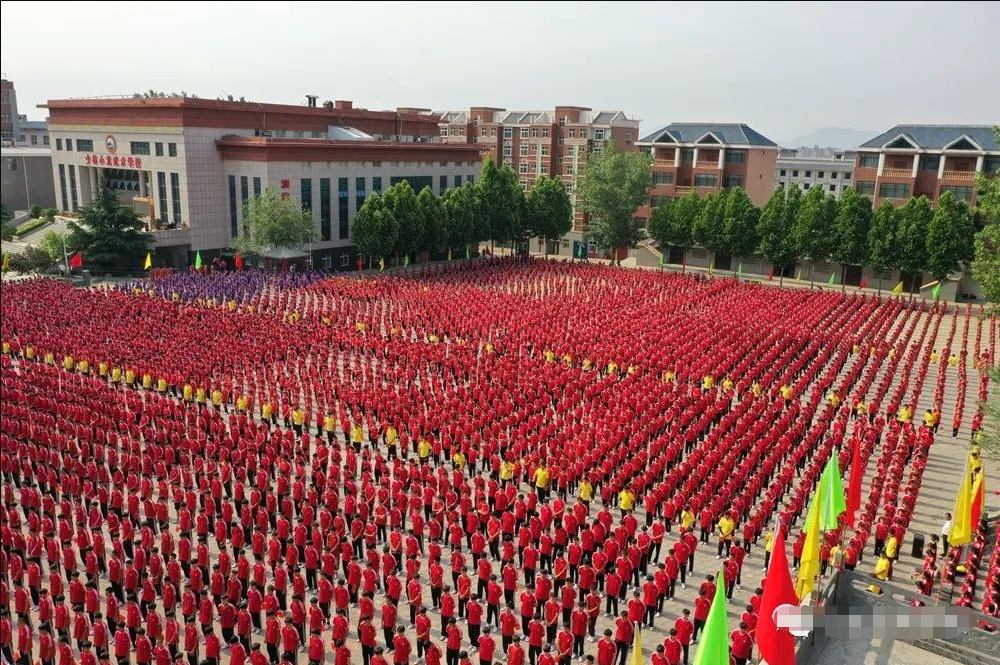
[83,154,144,169]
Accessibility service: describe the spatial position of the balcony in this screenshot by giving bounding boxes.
[151,227,192,247]
[654,159,677,168]
[695,161,720,169]
[940,170,976,183]
[881,168,913,178]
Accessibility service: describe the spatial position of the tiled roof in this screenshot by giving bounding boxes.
[639,123,777,146]
[858,125,999,150]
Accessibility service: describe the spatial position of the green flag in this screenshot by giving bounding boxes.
[466,245,471,260]
[194,251,202,269]
[692,569,730,665]
[931,282,941,300]
[659,251,665,267]
[404,254,410,268]
[737,263,744,278]
[805,457,847,532]
[827,272,836,286]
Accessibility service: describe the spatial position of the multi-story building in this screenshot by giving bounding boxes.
[44,95,483,269]
[854,125,999,207]
[438,105,640,248]
[635,123,779,224]
[775,148,856,197]
[1,78,19,142]
[1,145,55,210]
[17,117,49,146]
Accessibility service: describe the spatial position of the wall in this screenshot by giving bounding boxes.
[743,148,778,205]
[1,153,56,210]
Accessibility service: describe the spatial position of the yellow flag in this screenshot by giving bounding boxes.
[796,267,802,282]
[796,473,824,600]
[949,456,973,547]
[1,253,8,272]
[448,248,453,261]
[144,252,152,270]
[378,257,385,272]
[630,618,643,665]
[890,281,904,297]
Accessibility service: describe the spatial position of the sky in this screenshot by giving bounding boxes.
[2,0,998,143]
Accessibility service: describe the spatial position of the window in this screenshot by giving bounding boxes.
[724,175,742,188]
[228,175,238,237]
[557,138,565,146]
[168,143,177,157]
[454,175,462,187]
[253,176,261,197]
[322,256,333,269]
[652,172,674,185]
[440,127,449,137]
[340,254,350,268]
[803,183,810,189]
[569,129,576,138]
[779,169,786,177]
[440,175,448,192]
[542,128,549,138]
[541,146,549,156]
[301,178,312,211]
[817,171,824,178]
[466,175,474,184]
[480,128,487,137]
[240,176,249,205]
[681,149,695,162]
[594,129,606,141]
[532,128,538,138]
[859,153,879,168]
[155,142,164,156]
[65,139,73,151]
[58,164,68,210]
[130,141,150,155]
[372,177,382,194]
[941,185,973,201]
[170,173,182,223]
[43,135,49,146]
[540,164,547,174]
[983,156,1000,174]
[879,182,909,199]
[28,134,35,145]
[792,170,799,177]
[519,163,528,174]
[158,172,168,223]
[844,172,852,180]
[68,165,78,211]
[76,139,93,152]
[320,178,331,241]
[805,171,812,178]
[829,184,836,192]
[338,178,349,239]
[503,127,513,139]
[694,174,718,187]
[559,118,566,126]
[356,177,366,213]
[519,179,528,190]
[503,144,512,157]
[56,138,62,150]
[725,149,746,164]
[830,172,838,179]
[856,180,876,196]
[520,128,529,139]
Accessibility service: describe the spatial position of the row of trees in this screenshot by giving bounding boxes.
[350,160,573,265]
[650,183,977,284]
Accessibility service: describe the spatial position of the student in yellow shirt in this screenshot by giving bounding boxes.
[323,414,336,442]
[948,353,958,367]
[897,405,911,424]
[291,407,304,434]
[533,463,551,501]
[182,383,193,402]
[680,508,696,531]
[930,349,939,364]
[702,375,714,390]
[544,349,556,363]
[418,438,431,461]
[717,513,736,557]
[63,355,75,371]
[195,386,206,406]
[98,362,108,377]
[618,488,635,513]
[452,450,467,470]
[211,388,223,408]
[763,529,775,571]
[262,402,274,425]
[721,377,733,392]
[157,377,168,393]
[826,390,840,407]
[752,382,763,398]
[578,479,593,508]
[125,369,136,386]
[854,400,867,419]
[350,423,364,451]
[111,367,122,383]
[780,384,793,403]
[141,373,152,390]
[873,553,891,581]
[663,370,675,384]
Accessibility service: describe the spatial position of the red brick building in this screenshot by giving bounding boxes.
[439,106,640,245]
[1,78,19,142]
[853,125,999,208]
[634,123,779,224]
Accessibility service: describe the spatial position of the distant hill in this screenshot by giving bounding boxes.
[782,127,876,149]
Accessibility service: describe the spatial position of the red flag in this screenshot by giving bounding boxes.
[845,436,863,527]
[768,266,774,281]
[757,526,798,665]
[859,276,868,290]
[971,470,985,528]
[357,257,364,272]
[69,252,83,269]
[681,255,686,274]
[234,252,244,271]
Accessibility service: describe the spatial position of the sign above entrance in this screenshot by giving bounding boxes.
[84,154,144,168]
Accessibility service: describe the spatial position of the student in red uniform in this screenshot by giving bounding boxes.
[307,628,325,665]
[392,626,412,665]
[506,635,526,665]
[692,591,710,644]
[674,609,693,665]
[597,630,617,665]
[729,622,753,665]
[478,625,498,665]
[663,629,682,665]
[281,616,300,664]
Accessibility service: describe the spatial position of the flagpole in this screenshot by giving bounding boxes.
[61,233,70,277]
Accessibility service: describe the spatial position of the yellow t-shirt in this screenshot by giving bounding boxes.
[237,396,249,412]
[717,516,735,539]
[211,389,222,406]
[142,373,152,389]
[351,425,363,443]
[291,408,303,425]
[196,387,206,403]
[386,427,399,446]
[780,385,793,401]
[578,481,593,501]
[262,403,273,420]
[544,350,556,363]
[26,346,35,360]
[702,376,714,390]
[618,490,635,511]
[499,461,514,481]
[897,407,911,423]
[78,360,90,374]
[663,371,675,384]
[885,536,898,559]
[752,383,762,397]
[183,384,193,401]
[874,556,890,581]
[930,351,939,363]
[63,355,74,370]
[607,362,618,374]
[98,362,108,377]
[324,415,336,432]
[157,378,167,393]
[681,510,696,530]
[111,367,122,383]
[722,378,733,392]
[418,440,431,459]
[534,467,550,488]
[764,531,775,553]
[923,412,935,427]
[124,369,135,384]
[453,452,466,469]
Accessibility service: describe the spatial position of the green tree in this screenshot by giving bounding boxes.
[66,179,154,271]
[526,174,573,256]
[792,186,836,282]
[475,158,523,250]
[925,191,974,283]
[441,183,477,254]
[383,181,423,264]
[693,189,728,256]
[417,186,446,255]
[832,187,872,284]
[722,187,759,259]
[757,187,796,284]
[8,246,54,273]
[650,189,701,261]
[577,140,653,262]
[867,201,899,290]
[350,193,398,267]
[39,229,68,262]
[234,186,316,255]
[1,202,11,225]
[972,220,1000,304]
[30,204,42,219]
[895,196,933,276]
